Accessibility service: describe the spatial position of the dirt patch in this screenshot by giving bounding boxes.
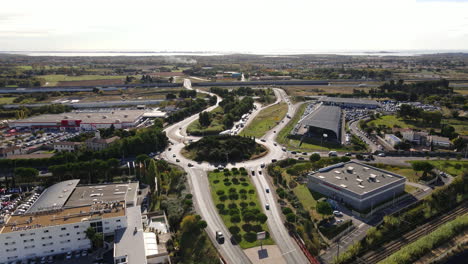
[57,79,125,86]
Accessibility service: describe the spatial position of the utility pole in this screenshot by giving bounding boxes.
[336,236,340,260]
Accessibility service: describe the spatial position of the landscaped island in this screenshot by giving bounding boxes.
[183,135,267,163]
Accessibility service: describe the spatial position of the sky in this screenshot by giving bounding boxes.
[0,0,468,53]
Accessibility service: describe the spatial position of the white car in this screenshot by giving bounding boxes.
[333,210,342,217]
[66,252,72,260]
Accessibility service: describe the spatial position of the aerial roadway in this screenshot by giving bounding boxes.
[161,81,310,264]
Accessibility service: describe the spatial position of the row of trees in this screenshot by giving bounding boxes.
[397,104,443,127]
[165,98,212,124]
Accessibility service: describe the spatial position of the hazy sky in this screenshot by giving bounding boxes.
[1,0,467,52]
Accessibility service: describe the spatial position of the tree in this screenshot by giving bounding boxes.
[199,112,212,127]
[411,161,435,177]
[147,159,159,193]
[316,201,333,216]
[256,213,268,224]
[85,226,103,249]
[286,213,297,223]
[166,93,177,100]
[14,167,39,185]
[310,153,321,162]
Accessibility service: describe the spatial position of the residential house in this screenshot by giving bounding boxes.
[384,134,402,147]
[53,141,83,152]
[85,131,120,151]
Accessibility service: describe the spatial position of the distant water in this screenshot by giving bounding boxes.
[0,50,467,57]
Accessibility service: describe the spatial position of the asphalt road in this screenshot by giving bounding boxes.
[162,85,309,263]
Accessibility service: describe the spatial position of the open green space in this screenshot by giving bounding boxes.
[40,74,130,86]
[367,114,468,135]
[208,169,274,249]
[187,107,225,135]
[240,102,288,138]
[277,103,306,145]
[370,163,423,182]
[183,135,267,163]
[0,97,16,104]
[409,160,468,177]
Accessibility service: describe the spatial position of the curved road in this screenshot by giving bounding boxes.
[162,83,308,263]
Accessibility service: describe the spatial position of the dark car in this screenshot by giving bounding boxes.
[216,231,225,244]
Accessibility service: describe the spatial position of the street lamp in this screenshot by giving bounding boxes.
[321,133,328,149]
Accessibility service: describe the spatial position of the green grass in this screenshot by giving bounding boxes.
[208,170,274,249]
[367,115,417,129]
[408,160,468,176]
[371,163,421,182]
[40,74,129,86]
[240,103,288,138]
[277,103,306,144]
[187,107,225,135]
[0,97,16,104]
[368,115,468,135]
[404,184,418,193]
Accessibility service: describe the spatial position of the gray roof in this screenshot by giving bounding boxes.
[11,110,146,124]
[301,105,342,136]
[114,206,147,264]
[320,97,380,106]
[65,183,137,208]
[309,161,406,195]
[27,180,80,213]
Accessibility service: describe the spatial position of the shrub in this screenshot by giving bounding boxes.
[219,195,227,201]
[243,212,256,222]
[216,203,225,210]
[185,194,193,199]
[214,169,220,173]
[239,189,247,194]
[249,202,256,207]
[229,193,239,200]
[282,207,293,215]
[240,194,247,200]
[228,203,237,209]
[229,208,240,215]
[256,213,268,224]
[240,202,248,208]
[248,189,255,194]
[229,225,240,234]
[252,224,263,232]
[242,223,252,232]
[243,232,257,242]
[216,190,225,196]
[223,178,230,182]
[232,178,239,185]
[229,187,237,193]
[239,177,246,182]
[241,182,249,186]
[224,171,231,176]
[224,182,232,186]
[286,213,296,223]
[213,180,220,184]
[231,214,241,223]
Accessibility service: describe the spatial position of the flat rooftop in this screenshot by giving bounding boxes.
[12,110,146,124]
[65,182,138,208]
[114,206,147,264]
[301,105,341,135]
[27,180,80,214]
[1,202,125,234]
[309,161,405,195]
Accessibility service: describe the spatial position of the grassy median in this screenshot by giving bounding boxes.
[240,102,288,138]
[208,169,274,249]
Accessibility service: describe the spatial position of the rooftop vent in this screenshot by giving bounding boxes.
[346,166,354,173]
[318,175,325,179]
[340,184,347,188]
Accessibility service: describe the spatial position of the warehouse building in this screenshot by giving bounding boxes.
[0,180,169,264]
[307,161,406,211]
[320,97,381,109]
[9,110,146,131]
[297,105,343,143]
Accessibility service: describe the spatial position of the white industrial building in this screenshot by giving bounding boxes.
[0,180,169,264]
[9,110,147,131]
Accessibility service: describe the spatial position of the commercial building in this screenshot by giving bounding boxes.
[85,131,120,151]
[297,105,343,143]
[53,141,83,152]
[0,146,22,158]
[307,161,406,211]
[9,110,146,131]
[401,129,429,145]
[427,135,451,148]
[0,179,165,264]
[320,97,381,109]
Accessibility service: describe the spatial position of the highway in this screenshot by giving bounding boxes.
[161,82,309,263]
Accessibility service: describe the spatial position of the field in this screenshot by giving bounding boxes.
[367,115,468,135]
[40,74,130,86]
[293,184,325,220]
[187,107,225,135]
[282,84,375,97]
[370,163,422,182]
[0,97,16,104]
[409,160,468,177]
[240,103,288,138]
[208,170,274,249]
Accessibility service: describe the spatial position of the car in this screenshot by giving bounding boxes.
[328,151,338,157]
[336,219,344,224]
[46,256,53,263]
[260,139,266,142]
[377,153,386,157]
[188,163,193,167]
[75,251,81,258]
[265,204,270,210]
[260,163,265,168]
[364,157,371,162]
[251,170,255,176]
[291,151,297,154]
[40,257,47,264]
[216,231,225,244]
[273,143,277,146]
[302,152,307,155]
[298,157,305,160]
[345,152,352,156]
[258,170,262,175]
[172,154,176,158]
[333,211,342,217]
[281,148,287,152]
[265,188,270,193]
[168,147,172,151]
[217,166,225,170]
[176,159,180,162]
[271,159,277,163]
[273,131,276,133]
[66,252,72,260]
[81,250,88,257]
